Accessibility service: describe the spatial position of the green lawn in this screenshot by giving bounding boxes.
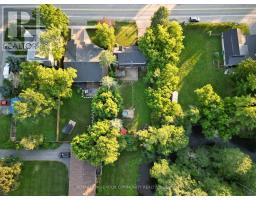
[0,115,15,148]
[97,151,145,196]
[115,21,138,46]
[119,78,150,132]
[10,161,68,196]
[60,88,91,141]
[87,21,138,47]
[178,26,235,109]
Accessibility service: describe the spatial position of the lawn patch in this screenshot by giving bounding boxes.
[178,26,235,109]
[60,88,91,141]
[0,115,15,148]
[9,161,68,196]
[119,78,150,132]
[97,151,145,196]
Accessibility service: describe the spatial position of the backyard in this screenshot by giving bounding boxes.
[97,151,146,196]
[0,88,91,148]
[87,21,138,47]
[119,77,151,132]
[178,25,235,109]
[9,161,68,196]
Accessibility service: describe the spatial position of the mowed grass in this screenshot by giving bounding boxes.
[10,161,68,196]
[97,151,145,196]
[119,77,150,132]
[115,21,138,46]
[87,21,138,47]
[178,26,235,109]
[60,88,91,141]
[0,115,15,148]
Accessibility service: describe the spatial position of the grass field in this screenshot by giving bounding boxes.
[10,161,68,196]
[87,21,138,47]
[119,77,150,132]
[97,151,145,196]
[178,26,235,109]
[60,88,91,141]
[0,115,15,148]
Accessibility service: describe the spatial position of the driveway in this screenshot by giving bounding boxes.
[0,143,71,169]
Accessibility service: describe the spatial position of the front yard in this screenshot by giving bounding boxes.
[119,77,151,132]
[9,161,68,196]
[97,151,146,196]
[87,21,138,47]
[178,25,235,109]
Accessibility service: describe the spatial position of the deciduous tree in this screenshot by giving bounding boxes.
[95,23,115,50]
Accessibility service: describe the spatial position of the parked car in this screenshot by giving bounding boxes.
[189,16,200,22]
[59,152,71,158]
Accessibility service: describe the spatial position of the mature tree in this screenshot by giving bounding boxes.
[92,87,122,120]
[194,84,235,140]
[151,6,169,28]
[19,61,40,89]
[14,88,54,121]
[99,50,117,69]
[33,4,69,37]
[225,96,256,132]
[19,134,44,150]
[6,56,22,73]
[101,76,117,89]
[135,125,188,155]
[186,105,200,124]
[71,120,120,166]
[38,27,65,63]
[0,158,22,194]
[139,21,184,68]
[232,58,256,95]
[211,147,253,180]
[95,23,115,50]
[151,160,207,196]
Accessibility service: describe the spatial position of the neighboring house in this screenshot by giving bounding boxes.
[24,29,53,66]
[222,28,256,66]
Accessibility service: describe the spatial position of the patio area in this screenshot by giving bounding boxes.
[116,67,138,81]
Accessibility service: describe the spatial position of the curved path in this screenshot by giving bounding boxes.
[0,143,71,169]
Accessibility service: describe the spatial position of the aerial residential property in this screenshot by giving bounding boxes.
[0,2,256,199]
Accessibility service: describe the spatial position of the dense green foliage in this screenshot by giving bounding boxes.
[99,50,117,69]
[152,147,256,196]
[38,27,65,63]
[6,56,22,73]
[135,125,188,155]
[232,58,256,96]
[95,23,115,50]
[92,87,122,120]
[33,4,69,37]
[150,6,169,28]
[19,134,44,150]
[0,158,22,194]
[71,120,120,166]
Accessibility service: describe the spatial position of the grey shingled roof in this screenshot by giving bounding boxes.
[64,62,103,82]
[223,29,241,66]
[117,46,146,66]
[247,35,256,59]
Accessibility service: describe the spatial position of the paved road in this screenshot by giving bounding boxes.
[0,143,71,168]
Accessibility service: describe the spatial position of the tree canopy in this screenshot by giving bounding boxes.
[99,50,117,69]
[151,6,169,28]
[71,120,120,166]
[95,23,115,50]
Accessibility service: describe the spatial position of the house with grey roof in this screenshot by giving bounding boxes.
[221,28,256,66]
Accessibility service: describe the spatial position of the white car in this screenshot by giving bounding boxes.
[189,16,200,22]
[3,63,10,79]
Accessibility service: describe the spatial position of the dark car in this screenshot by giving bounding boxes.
[59,152,71,158]
[189,16,200,22]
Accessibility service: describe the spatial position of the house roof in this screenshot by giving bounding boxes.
[116,46,146,66]
[222,29,241,66]
[69,153,96,196]
[64,62,103,82]
[247,35,256,59]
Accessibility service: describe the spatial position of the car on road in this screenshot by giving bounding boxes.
[189,16,200,22]
[59,152,71,158]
